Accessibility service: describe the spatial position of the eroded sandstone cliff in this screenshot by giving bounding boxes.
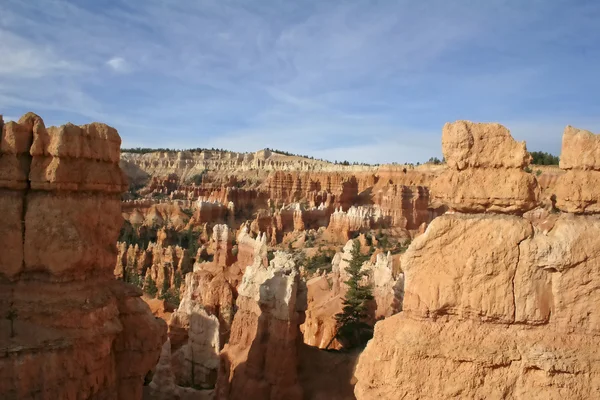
[354,122,600,399]
[0,113,166,400]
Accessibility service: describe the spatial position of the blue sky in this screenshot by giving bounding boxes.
[1,0,599,163]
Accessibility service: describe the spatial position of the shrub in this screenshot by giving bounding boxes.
[305,249,335,274]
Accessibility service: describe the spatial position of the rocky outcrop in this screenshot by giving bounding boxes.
[354,122,600,399]
[235,225,268,274]
[209,224,234,268]
[555,126,600,213]
[363,251,404,319]
[301,274,343,349]
[148,339,214,400]
[371,184,443,230]
[431,121,540,213]
[122,150,378,183]
[115,239,192,298]
[326,205,395,241]
[193,200,228,225]
[0,113,166,399]
[169,286,221,390]
[217,252,307,400]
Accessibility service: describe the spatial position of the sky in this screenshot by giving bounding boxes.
[1,0,599,164]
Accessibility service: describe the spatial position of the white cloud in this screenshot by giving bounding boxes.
[106,57,130,73]
[2,115,18,122]
[0,29,78,78]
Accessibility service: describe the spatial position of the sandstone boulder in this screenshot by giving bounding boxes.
[559,125,600,170]
[555,126,600,213]
[432,121,539,213]
[442,120,530,170]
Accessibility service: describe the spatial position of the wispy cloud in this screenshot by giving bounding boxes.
[106,57,131,73]
[0,29,78,78]
[1,0,599,162]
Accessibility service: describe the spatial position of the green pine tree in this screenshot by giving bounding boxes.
[144,276,158,298]
[333,240,374,349]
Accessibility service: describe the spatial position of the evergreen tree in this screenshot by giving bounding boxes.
[334,240,374,348]
[144,276,158,297]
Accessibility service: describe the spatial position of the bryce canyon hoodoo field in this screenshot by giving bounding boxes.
[2,1,599,399]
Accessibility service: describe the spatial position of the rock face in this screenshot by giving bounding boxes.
[0,113,166,399]
[217,252,307,400]
[432,121,539,213]
[210,224,234,268]
[555,126,600,213]
[121,148,443,241]
[169,292,221,390]
[354,123,600,399]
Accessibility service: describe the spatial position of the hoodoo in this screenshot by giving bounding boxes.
[354,122,600,399]
[0,114,166,399]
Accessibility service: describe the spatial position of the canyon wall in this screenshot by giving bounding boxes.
[355,121,600,399]
[0,114,166,399]
[120,150,443,241]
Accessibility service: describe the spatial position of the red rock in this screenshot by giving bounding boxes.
[0,113,166,400]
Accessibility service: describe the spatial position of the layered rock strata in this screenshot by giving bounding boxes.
[355,122,600,399]
[0,113,166,399]
[431,120,539,213]
[555,126,600,213]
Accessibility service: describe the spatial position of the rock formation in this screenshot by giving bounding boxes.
[169,288,221,390]
[235,225,268,274]
[431,120,539,213]
[217,252,307,400]
[0,113,166,399]
[209,224,234,268]
[363,251,404,319]
[301,240,404,349]
[354,122,600,399]
[555,126,600,213]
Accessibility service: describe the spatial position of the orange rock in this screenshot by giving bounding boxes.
[559,125,600,170]
[442,120,530,170]
[217,252,306,400]
[0,113,166,400]
[354,121,600,399]
[432,121,540,213]
[555,126,600,213]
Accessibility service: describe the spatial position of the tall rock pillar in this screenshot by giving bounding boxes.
[0,113,167,399]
